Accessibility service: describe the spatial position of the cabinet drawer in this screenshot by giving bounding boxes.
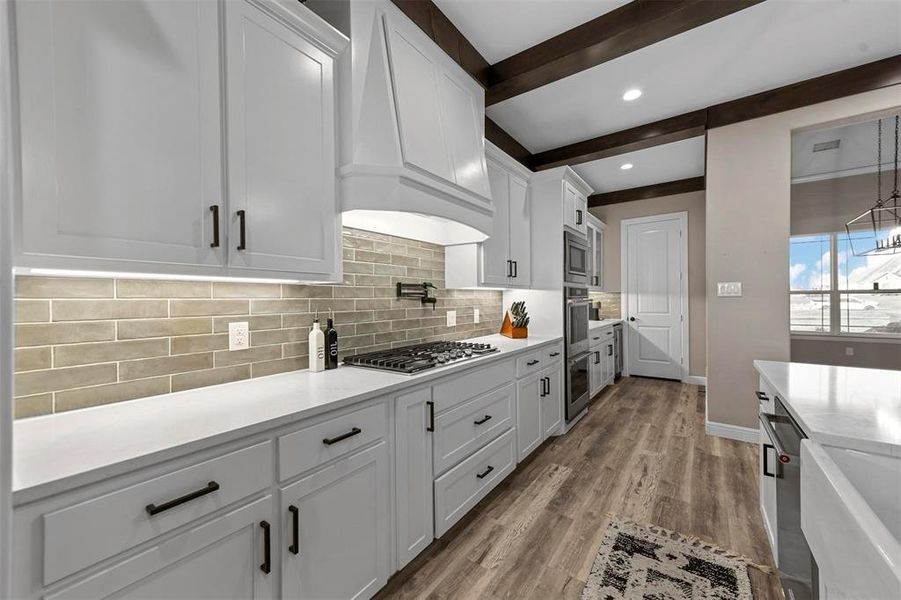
[279,400,388,481]
[589,326,613,349]
[43,441,272,586]
[432,358,513,414]
[515,343,563,377]
[433,382,514,475]
[434,428,515,537]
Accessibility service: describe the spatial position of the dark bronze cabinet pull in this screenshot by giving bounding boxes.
[762,444,776,478]
[236,209,246,250]
[506,260,512,277]
[260,521,271,574]
[512,261,518,278]
[145,481,219,516]
[594,352,600,365]
[608,345,613,356]
[549,352,560,357]
[476,465,494,479]
[526,359,539,366]
[756,391,769,403]
[209,205,220,248]
[322,427,361,445]
[539,378,546,397]
[473,415,492,425]
[288,506,299,555]
[426,401,435,432]
[576,209,583,225]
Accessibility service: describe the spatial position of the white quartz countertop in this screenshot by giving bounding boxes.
[754,360,901,457]
[589,319,622,330]
[13,334,561,505]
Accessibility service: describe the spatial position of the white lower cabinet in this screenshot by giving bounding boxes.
[281,442,391,600]
[516,372,544,461]
[46,496,276,600]
[394,387,435,570]
[541,365,564,439]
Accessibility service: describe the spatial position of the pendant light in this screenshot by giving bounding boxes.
[845,115,901,256]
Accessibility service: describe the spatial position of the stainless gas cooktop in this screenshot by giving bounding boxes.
[343,341,498,374]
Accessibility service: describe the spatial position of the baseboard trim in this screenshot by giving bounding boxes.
[705,420,758,443]
[683,375,707,386]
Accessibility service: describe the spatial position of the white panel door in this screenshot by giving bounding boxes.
[225,0,337,276]
[46,497,276,600]
[16,0,225,270]
[516,372,543,461]
[508,175,532,287]
[384,15,453,181]
[395,387,434,570]
[625,215,685,379]
[480,161,511,286]
[281,442,390,600]
[439,73,490,199]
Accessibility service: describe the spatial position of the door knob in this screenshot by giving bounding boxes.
[629,317,636,321]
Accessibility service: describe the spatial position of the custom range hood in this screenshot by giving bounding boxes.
[308,0,493,245]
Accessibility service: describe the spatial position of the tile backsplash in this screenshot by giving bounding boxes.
[589,291,621,319]
[13,228,503,418]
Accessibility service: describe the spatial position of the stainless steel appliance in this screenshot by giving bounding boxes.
[344,341,497,374]
[760,397,818,600]
[565,352,590,421]
[613,322,623,379]
[564,231,589,285]
[565,286,590,356]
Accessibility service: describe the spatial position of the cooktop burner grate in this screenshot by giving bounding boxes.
[343,341,498,374]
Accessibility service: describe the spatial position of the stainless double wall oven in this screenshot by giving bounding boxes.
[564,285,590,421]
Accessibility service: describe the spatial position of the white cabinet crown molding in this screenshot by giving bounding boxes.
[529,165,594,198]
[485,141,533,182]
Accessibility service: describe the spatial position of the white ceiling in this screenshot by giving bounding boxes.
[792,114,901,182]
[478,0,901,154]
[433,0,631,64]
[573,136,706,194]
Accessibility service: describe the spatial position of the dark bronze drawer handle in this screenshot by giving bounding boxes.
[236,209,246,251]
[549,352,560,357]
[476,465,494,479]
[473,415,492,425]
[260,520,271,574]
[145,481,220,516]
[323,427,361,445]
[209,205,220,248]
[756,391,769,403]
[526,359,539,366]
[288,505,299,555]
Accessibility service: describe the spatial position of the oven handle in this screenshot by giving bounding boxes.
[758,413,793,465]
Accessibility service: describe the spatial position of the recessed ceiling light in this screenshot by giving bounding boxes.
[622,88,642,101]
[620,163,634,170]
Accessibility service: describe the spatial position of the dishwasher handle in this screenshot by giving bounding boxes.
[758,413,793,466]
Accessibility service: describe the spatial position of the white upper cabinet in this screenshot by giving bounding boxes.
[318,0,493,245]
[13,0,347,281]
[445,142,532,289]
[225,0,339,277]
[587,213,606,290]
[15,0,226,272]
[563,181,589,236]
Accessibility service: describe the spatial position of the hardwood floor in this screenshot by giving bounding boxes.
[377,376,784,599]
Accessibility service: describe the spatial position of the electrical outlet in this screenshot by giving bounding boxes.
[228,321,249,351]
[446,310,456,327]
[717,282,742,297]
[845,346,855,356]
[473,308,480,324]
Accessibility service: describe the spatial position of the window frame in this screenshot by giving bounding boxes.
[789,232,901,339]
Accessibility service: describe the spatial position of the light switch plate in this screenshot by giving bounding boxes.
[473,309,480,324]
[717,282,742,297]
[446,310,456,327]
[228,321,249,351]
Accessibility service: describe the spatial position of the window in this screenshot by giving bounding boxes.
[790,232,901,336]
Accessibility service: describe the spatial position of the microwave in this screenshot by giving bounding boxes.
[564,231,588,285]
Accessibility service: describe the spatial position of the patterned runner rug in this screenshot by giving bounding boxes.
[582,517,770,600]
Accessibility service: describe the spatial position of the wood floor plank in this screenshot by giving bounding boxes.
[377,377,782,599]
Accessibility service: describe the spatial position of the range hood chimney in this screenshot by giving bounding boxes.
[308,0,494,245]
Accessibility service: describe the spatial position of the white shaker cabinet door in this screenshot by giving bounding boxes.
[46,497,276,600]
[542,365,563,439]
[395,387,435,570]
[225,0,338,276]
[383,15,454,183]
[516,372,543,462]
[281,442,390,600]
[507,175,531,287]
[15,0,226,271]
[480,161,511,286]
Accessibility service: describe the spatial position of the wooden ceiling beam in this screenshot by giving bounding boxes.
[588,177,706,207]
[486,0,765,106]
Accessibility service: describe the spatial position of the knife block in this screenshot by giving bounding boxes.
[499,312,528,339]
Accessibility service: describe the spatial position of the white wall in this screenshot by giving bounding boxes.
[706,84,901,429]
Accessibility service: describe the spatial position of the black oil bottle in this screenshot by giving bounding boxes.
[325,310,338,370]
